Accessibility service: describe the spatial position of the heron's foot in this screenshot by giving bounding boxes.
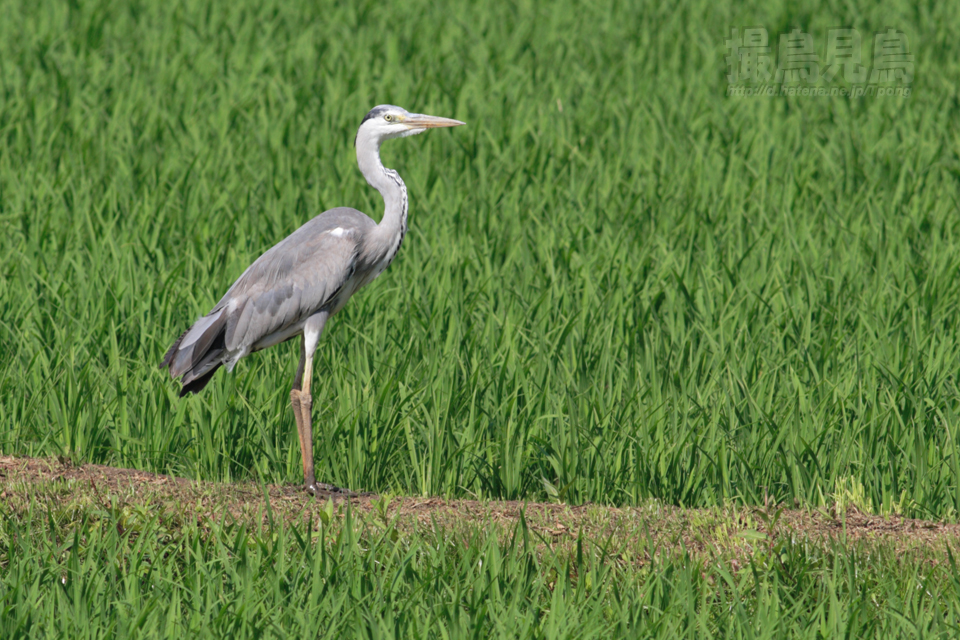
[304,482,359,498]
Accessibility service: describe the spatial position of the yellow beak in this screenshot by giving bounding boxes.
[404,114,466,128]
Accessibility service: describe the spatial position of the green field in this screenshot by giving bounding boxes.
[2,0,960,636]
[5,484,960,639]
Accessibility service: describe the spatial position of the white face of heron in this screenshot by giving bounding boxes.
[356,105,466,147]
[373,107,428,139]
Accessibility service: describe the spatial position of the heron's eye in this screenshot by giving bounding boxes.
[384,114,395,122]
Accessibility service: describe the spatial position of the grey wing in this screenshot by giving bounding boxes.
[161,208,375,387]
[216,224,361,352]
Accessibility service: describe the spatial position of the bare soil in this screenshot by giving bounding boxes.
[3,455,959,563]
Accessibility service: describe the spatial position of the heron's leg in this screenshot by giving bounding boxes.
[293,339,307,390]
[296,312,328,493]
[298,350,316,491]
[290,340,309,484]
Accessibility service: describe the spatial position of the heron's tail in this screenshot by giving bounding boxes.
[160,309,227,397]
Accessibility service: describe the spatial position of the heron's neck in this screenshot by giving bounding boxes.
[358,141,408,264]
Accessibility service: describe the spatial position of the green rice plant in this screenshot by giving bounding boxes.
[3,497,960,638]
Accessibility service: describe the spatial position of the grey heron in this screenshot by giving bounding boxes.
[160,105,464,494]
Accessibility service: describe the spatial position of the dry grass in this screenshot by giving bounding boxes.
[5,455,960,568]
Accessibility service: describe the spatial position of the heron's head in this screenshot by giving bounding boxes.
[355,105,464,148]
